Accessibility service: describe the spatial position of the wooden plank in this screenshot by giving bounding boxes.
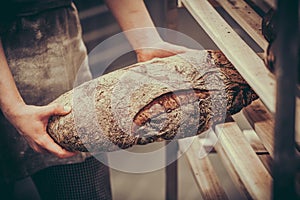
[258,154,273,175]
[233,111,271,155]
[232,114,272,173]
[263,0,276,8]
[215,122,272,200]
[243,129,267,154]
[182,0,276,113]
[179,138,228,200]
[243,100,274,158]
[214,139,252,199]
[249,0,276,12]
[177,0,183,7]
[251,0,277,9]
[215,0,268,50]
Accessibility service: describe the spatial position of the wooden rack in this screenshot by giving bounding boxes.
[75,0,299,199]
[167,0,300,199]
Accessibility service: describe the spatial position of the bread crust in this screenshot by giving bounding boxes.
[47,50,258,152]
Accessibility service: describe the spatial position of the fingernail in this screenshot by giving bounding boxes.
[63,105,72,112]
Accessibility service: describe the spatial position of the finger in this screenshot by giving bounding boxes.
[137,54,152,62]
[41,103,72,118]
[36,134,76,158]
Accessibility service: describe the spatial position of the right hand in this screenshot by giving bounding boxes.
[136,41,190,62]
[4,103,76,158]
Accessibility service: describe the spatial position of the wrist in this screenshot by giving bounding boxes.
[1,99,26,120]
[126,27,163,50]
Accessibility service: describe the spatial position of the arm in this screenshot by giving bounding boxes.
[104,0,188,61]
[0,40,75,158]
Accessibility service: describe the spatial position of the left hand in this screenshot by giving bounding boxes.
[4,102,77,158]
[136,41,190,62]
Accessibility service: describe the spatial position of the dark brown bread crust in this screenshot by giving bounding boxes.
[47,50,258,152]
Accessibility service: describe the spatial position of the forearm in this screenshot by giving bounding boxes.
[104,0,163,49]
[0,39,25,117]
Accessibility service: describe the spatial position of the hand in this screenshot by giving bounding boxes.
[4,103,76,158]
[136,41,190,62]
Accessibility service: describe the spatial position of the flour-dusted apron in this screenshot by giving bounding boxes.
[0,3,102,183]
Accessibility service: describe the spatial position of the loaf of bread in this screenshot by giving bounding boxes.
[47,50,258,152]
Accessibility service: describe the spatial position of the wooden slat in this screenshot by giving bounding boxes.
[215,0,268,50]
[214,139,252,199]
[258,154,273,175]
[233,115,272,173]
[252,94,299,149]
[243,129,267,154]
[248,0,276,12]
[179,138,228,200]
[182,0,276,113]
[215,122,272,200]
[232,112,269,154]
[251,1,274,13]
[243,100,275,158]
[263,0,276,8]
[177,0,183,8]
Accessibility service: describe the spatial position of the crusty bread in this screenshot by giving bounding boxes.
[47,50,258,152]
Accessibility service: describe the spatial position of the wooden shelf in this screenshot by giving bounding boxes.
[177,0,299,199]
[213,0,268,50]
[179,138,228,200]
[181,0,276,113]
[243,100,275,158]
[179,120,273,199]
[215,122,272,200]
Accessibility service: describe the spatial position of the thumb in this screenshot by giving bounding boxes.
[41,103,72,118]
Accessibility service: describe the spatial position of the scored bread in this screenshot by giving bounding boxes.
[47,50,258,152]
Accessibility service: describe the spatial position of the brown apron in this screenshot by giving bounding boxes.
[0,3,94,183]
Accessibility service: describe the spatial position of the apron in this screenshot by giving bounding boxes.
[0,3,95,183]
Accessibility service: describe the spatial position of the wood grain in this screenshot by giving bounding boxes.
[243,100,274,158]
[181,0,276,113]
[215,122,272,199]
[215,0,268,50]
[179,137,228,200]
